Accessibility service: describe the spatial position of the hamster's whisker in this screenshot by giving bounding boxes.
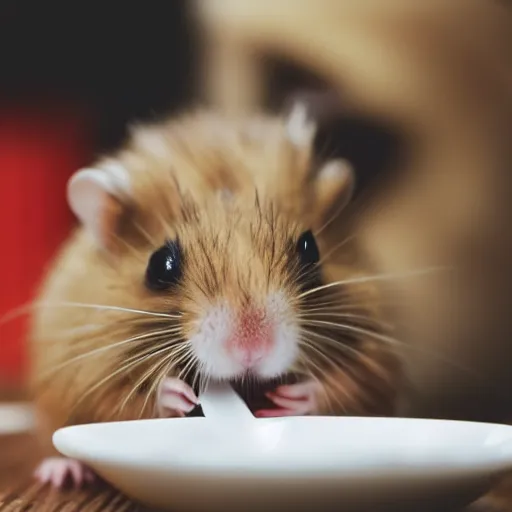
[321,380,351,415]
[134,364,168,420]
[300,304,372,315]
[140,357,179,419]
[119,347,179,416]
[306,362,351,414]
[298,299,359,311]
[47,323,112,340]
[301,328,370,362]
[317,235,356,265]
[204,369,214,397]
[299,337,367,400]
[49,317,182,339]
[66,340,182,414]
[0,301,36,327]
[0,300,150,332]
[93,341,188,420]
[155,211,174,237]
[300,346,350,381]
[191,366,200,395]
[200,369,211,396]
[125,339,189,372]
[191,362,204,395]
[111,232,147,262]
[289,266,316,288]
[179,352,199,384]
[132,347,194,411]
[397,344,485,378]
[301,290,377,307]
[306,284,375,299]
[67,353,166,421]
[313,180,356,235]
[0,300,142,343]
[299,334,384,408]
[67,324,183,348]
[303,319,400,347]
[293,288,395,311]
[301,298,408,319]
[299,312,393,330]
[296,354,351,413]
[139,364,172,419]
[176,352,194,378]
[33,300,182,319]
[154,357,185,409]
[41,330,183,359]
[298,336,344,370]
[132,220,158,247]
[297,267,448,300]
[39,328,184,378]
[168,347,195,371]
[304,321,483,379]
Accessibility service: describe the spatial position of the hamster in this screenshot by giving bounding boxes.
[29,103,402,488]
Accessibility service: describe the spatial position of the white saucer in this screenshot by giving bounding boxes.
[53,383,512,512]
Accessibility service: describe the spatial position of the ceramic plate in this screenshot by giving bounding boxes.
[53,383,512,512]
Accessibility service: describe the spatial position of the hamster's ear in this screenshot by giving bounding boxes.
[66,162,131,250]
[284,89,406,201]
[284,100,316,148]
[314,158,355,226]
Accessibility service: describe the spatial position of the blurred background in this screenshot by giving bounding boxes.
[0,0,511,422]
[0,2,197,389]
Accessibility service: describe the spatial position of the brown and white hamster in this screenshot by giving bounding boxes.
[29,103,401,488]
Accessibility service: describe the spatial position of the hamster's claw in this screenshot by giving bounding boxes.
[156,377,199,417]
[255,380,320,418]
[34,457,96,488]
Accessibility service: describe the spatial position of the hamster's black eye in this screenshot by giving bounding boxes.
[145,240,182,291]
[296,230,320,267]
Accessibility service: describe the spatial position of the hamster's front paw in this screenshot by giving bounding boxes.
[156,377,199,417]
[34,457,96,488]
[255,379,321,417]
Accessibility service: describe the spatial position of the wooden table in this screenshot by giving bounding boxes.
[1,391,512,511]
[0,388,137,511]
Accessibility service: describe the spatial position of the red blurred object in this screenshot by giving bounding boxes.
[0,99,95,385]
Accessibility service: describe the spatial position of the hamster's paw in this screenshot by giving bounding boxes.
[156,377,199,417]
[34,457,96,488]
[255,379,321,417]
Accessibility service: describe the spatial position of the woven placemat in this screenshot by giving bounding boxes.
[1,470,511,512]
[0,482,140,512]
[0,484,509,512]
[0,428,149,512]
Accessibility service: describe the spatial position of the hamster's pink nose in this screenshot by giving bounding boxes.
[226,306,273,368]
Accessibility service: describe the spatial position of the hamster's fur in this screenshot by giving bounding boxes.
[29,107,402,486]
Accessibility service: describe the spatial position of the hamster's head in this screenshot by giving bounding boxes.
[64,105,361,385]
[144,201,325,380]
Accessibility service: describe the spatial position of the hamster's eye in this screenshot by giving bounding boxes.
[145,240,182,291]
[296,230,320,267]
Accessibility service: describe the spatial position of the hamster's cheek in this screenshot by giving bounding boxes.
[253,291,301,378]
[254,320,300,379]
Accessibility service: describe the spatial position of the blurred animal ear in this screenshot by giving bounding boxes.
[314,158,355,226]
[284,99,316,148]
[284,89,406,201]
[66,161,131,250]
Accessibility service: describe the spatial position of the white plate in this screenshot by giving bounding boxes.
[53,383,512,512]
